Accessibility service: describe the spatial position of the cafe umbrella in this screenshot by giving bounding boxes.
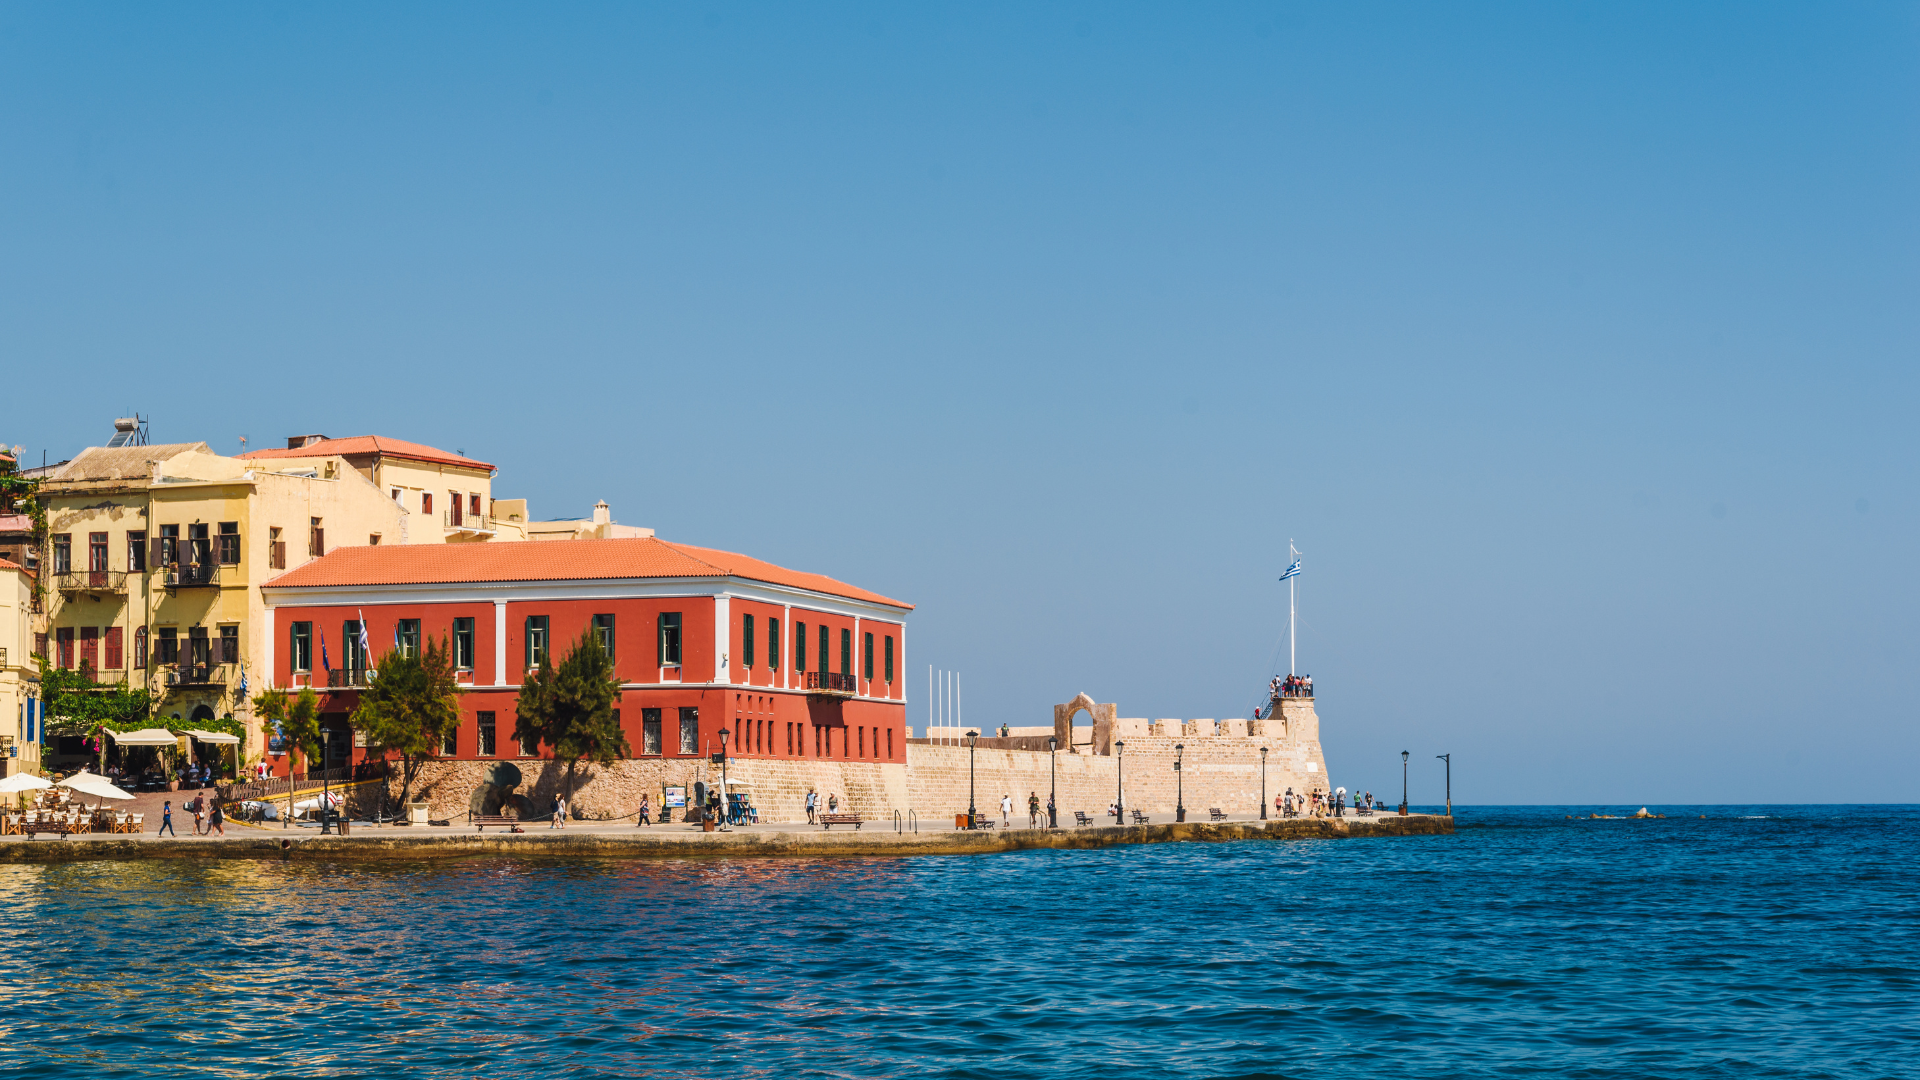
[0,772,52,794]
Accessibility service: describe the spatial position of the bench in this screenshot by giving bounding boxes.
[21,820,74,839]
[1130,810,1150,825]
[471,814,534,832]
[819,814,863,830]
[1073,811,1094,827]
[1208,808,1228,822]
[970,818,995,830]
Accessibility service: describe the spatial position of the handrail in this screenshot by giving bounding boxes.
[55,570,127,593]
[802,671,858,694]
[908,808,917,834]
[893,809,902,833]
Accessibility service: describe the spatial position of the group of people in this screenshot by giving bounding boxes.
[1275,786,1372,818]
[1270,674,1313,700]
[803,789,841,823]
[154,792,225,837]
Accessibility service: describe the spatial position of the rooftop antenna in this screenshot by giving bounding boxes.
[239,434,249,453]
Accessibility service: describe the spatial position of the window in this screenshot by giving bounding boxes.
[188,524,210,568]
[858,726,865,758]
[422,491,434,515]
[268,527,284,570]
[56,628,74,669]
[742,614,755,669]
[864,632,874,680]
[158,524,179,567]
[814,724,822,757]
[217,522,240,565]
[449,491,462,527]
[133,626,147,668]
[104,627,122,669]
[525,616,549,670]
[887,727,893,759]
[219,626,240,665]
[657,612,682,666]
[453,618,474,671]
[519,726,536,757]
[392,488,402,504]
[80,627,99,671]
[442,726,458,756]
[786,722,793,755]
[291,622,313,673]
[309,518,324,557]
[52,535,70,575]
[469,493,482,517]
[128,531,147,572]
[34,632,47,660]
[156,627,178,665]
[838,628,849,675]
[795,622,806,671]
[477,711,496,756]
[397,619,421,657]
[189,626,210,669]
[89,532,108,572]
[592,614,615,659]
[642,708,662,755]
[885,635,895,683]
[769,618,781,671]
[368,534,381,546]
[819,625,829,674]
[343,621,366,672]
[678,706,699,754]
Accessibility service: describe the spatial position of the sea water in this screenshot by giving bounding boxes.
[0,805,1912,1079]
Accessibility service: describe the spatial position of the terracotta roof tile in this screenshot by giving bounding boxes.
[0,557,22,571]
[238,436,492,472]
[262,537,911,610]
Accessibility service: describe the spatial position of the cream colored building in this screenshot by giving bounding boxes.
[524,499,653,541]
[0,558,39,776]
[238,435,529,542]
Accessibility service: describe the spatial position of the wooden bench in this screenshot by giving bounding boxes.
[21,820,74,839]
[1208,808,1228,822]
[819,813,864,830]
[1130,810,1150,825]
[970,818,995,830]
[1073,811,1094,827]
[471,814,536,832]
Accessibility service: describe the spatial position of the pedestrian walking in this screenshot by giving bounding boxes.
[158,800,176,837]
[189,793,206,836]
[806,788,817,824]
[637,793,652,827]
[1028,791,1041,828]
[1000,793,1012,827]
[207,799,225,837]
[1275,792,1283,818]
[551,794,566,829]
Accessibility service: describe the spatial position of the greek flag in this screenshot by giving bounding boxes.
[1279,560,1301,582]
[237,663,249,697]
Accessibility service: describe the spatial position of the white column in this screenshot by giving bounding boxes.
[493,600,508,686]
[853,615,862,696]
[782,603,791,691]
[713,594,731,685]
[262,603,276,691]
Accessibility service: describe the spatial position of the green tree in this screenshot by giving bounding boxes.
[252,685,323,766]
[351,636,461,807]
[513,628,627,805]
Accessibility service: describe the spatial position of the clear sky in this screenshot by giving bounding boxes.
[3,3,1915,803]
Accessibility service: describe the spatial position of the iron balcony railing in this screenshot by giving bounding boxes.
[165,562,220,588]
[803,671,859,695]
[55,570,127,594]
[168,664,228,688]
[326,668,371,689]
[443,509,493,532]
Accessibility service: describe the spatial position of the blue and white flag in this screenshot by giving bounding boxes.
[237,662,249,697]
[357,610,372,664]
[1279,560,1301,582]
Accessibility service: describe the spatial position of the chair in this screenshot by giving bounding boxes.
[131,813,145,832]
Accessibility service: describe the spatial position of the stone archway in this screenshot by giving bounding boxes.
[1052,693,1118,755]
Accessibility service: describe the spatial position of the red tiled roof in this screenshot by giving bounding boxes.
[261,537,912,610]
[238,436,493,472]
[0,557,22,571]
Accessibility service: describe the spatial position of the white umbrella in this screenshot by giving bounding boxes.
[0,773,52,794]
[56,770,133,801]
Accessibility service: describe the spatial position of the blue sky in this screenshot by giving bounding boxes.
[3,3,1915,802]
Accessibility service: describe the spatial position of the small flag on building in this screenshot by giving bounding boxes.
[1279,560,1301,582]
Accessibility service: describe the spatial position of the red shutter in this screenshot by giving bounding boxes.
[104,627,123,669]
[80,627,99,671]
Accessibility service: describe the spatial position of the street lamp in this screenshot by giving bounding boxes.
[1115,739,1125,825]
[717,727,731,831]
[966,730,979,829]
[1260,746,1269,819]
[1400,750,1409,815]
[1174,744,1185,822]
[319,728,333,835]
[1437,753,1451,817]
[1047,735,1058,828]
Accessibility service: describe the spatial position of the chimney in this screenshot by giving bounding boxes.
[286,434,329,449]
[592,500,611,525]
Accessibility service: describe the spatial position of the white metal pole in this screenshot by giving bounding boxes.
[928,664,933,740]
[1289,540,1297,676]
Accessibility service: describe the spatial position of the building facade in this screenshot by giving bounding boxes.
[259,537,911,781]
[0,558,40,776]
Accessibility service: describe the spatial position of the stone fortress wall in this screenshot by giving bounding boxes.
[388,694,1332,825]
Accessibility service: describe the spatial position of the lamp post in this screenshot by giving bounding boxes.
[1400,750,1409,815]
[1174,743,1185,822]
[1115,739,1125,825]
[965,730,979,829]
[1259,746,1269,819]
[717,727,731,831]
[1436,753,1451,817]
[319,728,333,835]
[1048,735,1058,828]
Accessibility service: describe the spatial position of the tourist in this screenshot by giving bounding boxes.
[158,800,175,837]
[1274,792,1283,818]
[1028,791,1040,828]
[1046,793,1056,828]
[1107,801,1118,822]
[806,788,817,824]
[637,794,652,827]
[189,793,205,835]
[206,799,225,837]
[1000,793,1012,827]
[551,794,566,829]
[827,793,838,814]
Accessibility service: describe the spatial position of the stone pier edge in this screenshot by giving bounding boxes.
[0,814,1452,864]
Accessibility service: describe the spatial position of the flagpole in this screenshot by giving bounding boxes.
[1289,540,1297,676]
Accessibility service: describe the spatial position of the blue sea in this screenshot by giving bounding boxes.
[0,806,1913,1079]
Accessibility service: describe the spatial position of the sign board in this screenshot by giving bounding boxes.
[663,785,687,809]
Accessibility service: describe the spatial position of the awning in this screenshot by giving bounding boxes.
[110,728,182,747]
[186,729,241,745]
[55,770,133,800]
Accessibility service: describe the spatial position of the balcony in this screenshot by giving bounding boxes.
[164,562,221,590]
[167,664,228,689]
[443,509,495,537]
[326,668,372,689]
[802,671,859,697]
[55,569,128,596]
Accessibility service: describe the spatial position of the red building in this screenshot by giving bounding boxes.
[258,537,911,775]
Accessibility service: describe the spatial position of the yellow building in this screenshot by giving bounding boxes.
[36,442,407,766]
[237,435,529,542]
[0,556,39,777]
